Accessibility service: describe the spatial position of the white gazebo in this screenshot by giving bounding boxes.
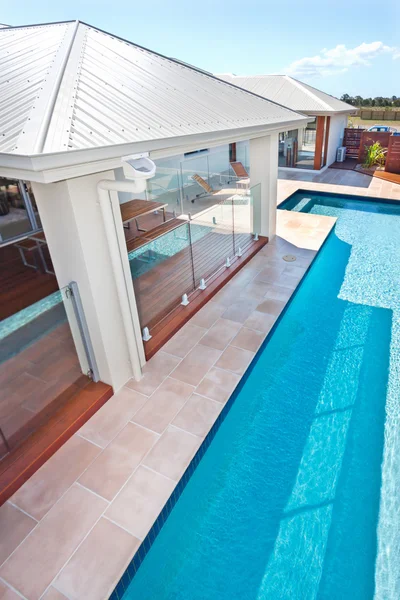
[0,21,309,389]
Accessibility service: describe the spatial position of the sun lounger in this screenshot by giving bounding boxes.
[191,174,213,195]
[230,161,250,190]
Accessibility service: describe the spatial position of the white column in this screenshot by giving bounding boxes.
[32,170,143,390]
[249,133,279,239]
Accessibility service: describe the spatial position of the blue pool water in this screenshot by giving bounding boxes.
[121,191,400,600]
[0,290,62,341]
[129,222,211,279]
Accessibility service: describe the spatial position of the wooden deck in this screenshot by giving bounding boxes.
[0,243,113,504]
[0,380,112,505]
[143,235,268,359]
[0,243,58,321]
[329,158,358,171]
[132,227,256,331]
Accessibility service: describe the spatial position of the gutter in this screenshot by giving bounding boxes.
[97,179,146,380]
[0,117,312,182]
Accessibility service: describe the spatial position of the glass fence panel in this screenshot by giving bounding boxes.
[180,154,209,204]
[146,168,182,215]
[0,179,40,244]
[129,221,196,330]
[0,284,95,458]
[249,183,262,238]
[207,148,232,189]
[190,201,235,285]
[233,189,255,254]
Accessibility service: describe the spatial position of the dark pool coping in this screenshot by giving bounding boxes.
[109,227,337,599]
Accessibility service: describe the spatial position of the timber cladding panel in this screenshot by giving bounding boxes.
[343,128,363,157]
[358,131,391,161]
[386,137,400,174]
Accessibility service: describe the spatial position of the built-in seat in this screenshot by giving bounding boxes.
[126,218,184,253]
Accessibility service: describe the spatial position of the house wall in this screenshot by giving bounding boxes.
[326,114,349,166]
[32,172,136,390]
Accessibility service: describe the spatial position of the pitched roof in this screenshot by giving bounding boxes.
[0,22,306,156]
[216,74,355,115]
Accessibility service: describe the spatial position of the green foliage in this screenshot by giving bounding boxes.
[362,142,387,169]
[340,94,400,108]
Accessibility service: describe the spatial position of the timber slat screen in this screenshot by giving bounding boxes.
[343,128,363,158]
[386,137,400,174]
[127,197,255,332]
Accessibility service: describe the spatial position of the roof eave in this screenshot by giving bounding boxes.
[0,118,310,183]
[299,108,357,116]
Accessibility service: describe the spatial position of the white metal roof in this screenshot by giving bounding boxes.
[216,74,355,115]
[0,21,307,157]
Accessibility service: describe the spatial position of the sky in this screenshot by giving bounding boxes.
[2,0,400,98]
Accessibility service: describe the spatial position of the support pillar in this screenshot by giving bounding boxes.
[249,133,279,239]
[32,170,143,390]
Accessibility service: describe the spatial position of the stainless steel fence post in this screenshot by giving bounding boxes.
[67,281,100,382]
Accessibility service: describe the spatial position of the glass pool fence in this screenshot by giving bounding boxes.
[129,184,261,334]
[0,282,98,459]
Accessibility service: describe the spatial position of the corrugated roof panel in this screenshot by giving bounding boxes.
[57,26,305,151]
[0,22,306,156]
[217,74,354,114]
[0,23,72,152]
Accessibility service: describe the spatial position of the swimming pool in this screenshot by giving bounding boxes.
[115,191,400,600]
[128,222,211,279]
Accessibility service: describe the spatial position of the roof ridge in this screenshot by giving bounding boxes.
[284,75,333,111]
[35,20,81,153]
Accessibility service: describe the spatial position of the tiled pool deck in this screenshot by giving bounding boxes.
[0,167,397,600]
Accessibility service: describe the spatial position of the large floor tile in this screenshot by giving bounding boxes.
[254,265,285,284]
[0,580,21,600]
[195,367,240,403]
[200,318,241,351]
[231,327,264,352]
[79,423,159,501]
[190,302,225,329]
[221,298,259,323]
[171,344,221,387]
[126,352,181,396]
[143,425,201,481]
[256,298,286,317]
[11,435,100,520]
[163,323,207,358]
[215,345,255,375]
[54,518,139,600]
[77,387,147,448]
[0,502,36,567]
[41,587,69,600]
[264,284,294,302]
[105,465,175,540]
[172,393,223,437]
[0,485,107,600]
[132,377,194,434]
[243,310,276,334]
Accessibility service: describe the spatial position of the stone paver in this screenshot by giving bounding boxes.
[2,168,372,600]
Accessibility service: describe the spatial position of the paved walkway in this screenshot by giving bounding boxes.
[1,166,395,600]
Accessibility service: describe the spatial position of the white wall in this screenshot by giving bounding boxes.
[326,114,348,166]
[32,172,136,390]
[249,134,279,239]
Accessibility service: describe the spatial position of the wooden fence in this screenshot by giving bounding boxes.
[358,131,391,162]
[358,109,400,121]
[386,137,400,174]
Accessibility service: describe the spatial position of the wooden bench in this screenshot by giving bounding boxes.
[120,199,168,231]
[126,218,185,253]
